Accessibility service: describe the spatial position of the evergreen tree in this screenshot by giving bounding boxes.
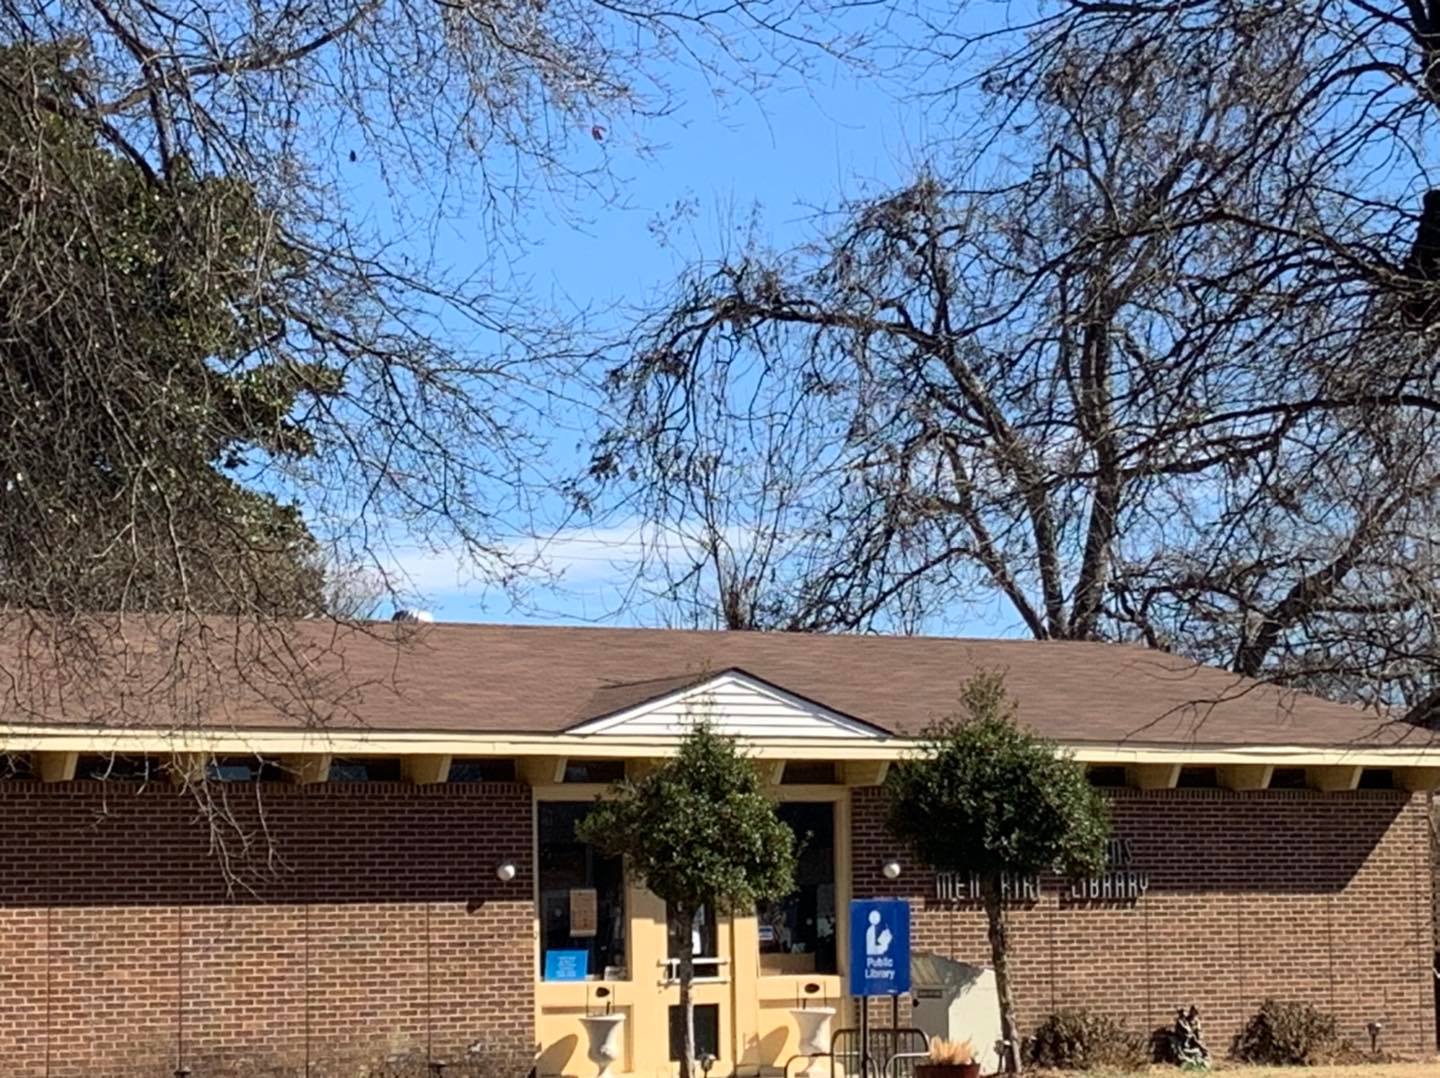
[579,725,796,1078]
[885,674,1110,1074]
[0,45,335,614]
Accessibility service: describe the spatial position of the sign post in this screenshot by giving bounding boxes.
[849,899,911,1078]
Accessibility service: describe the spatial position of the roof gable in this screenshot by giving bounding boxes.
[568,668,889,739]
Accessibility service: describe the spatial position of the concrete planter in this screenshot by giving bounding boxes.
[580,1013,626,1078]
[789,1005,836,1055]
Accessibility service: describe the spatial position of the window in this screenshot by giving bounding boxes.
[207,756,288,782]
[1176,767,1218,788]
[538,801,626,979]
[563,759,625,784]
[669,1004,720,1062]
[1086,766,1127,787]
[1271,767,1308,789]
[758,802,837,975]
[448,758,516,782]
[667,905,722,980]
[76,754,162,781]
[782,761,837,785]
[1359,768,1395,789]
[0,754,31,780]
[329,757,402,782]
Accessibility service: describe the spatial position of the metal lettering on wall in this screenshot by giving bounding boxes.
[931,837,1150,902]
[1068,837,1149,901]
[933,871,1041,902]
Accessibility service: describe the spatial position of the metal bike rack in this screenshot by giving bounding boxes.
[830,1026,928,1078]
[782,1052,830,1078]
[883,1051,930,1078]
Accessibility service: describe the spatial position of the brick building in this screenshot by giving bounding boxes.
[0,621,1436,1076]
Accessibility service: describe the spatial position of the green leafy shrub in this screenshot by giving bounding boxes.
[1027,1008,1149,1070]
[1232,999,1338,1065]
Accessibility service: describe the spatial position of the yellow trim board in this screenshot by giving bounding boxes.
[2,722,1440,782]
[3,724,1440,769]
[0,726,907,759]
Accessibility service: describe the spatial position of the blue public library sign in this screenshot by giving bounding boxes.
[848,899,910,997]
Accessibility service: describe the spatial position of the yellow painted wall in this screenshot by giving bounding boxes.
[534,785,852,1078]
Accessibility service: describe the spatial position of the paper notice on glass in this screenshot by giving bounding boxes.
[569,887,598,937]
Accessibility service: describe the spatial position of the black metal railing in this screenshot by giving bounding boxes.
[829,1026,928,1078]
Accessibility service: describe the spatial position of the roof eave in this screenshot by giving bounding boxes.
[3,722,1440,768]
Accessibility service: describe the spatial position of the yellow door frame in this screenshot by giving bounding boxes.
[532,782,854,1078]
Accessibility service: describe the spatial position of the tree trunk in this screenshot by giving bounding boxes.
[981,874,1022,1074]
[673,905,696,1078]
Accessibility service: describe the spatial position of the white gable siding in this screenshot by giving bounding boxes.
[570,671,882,739]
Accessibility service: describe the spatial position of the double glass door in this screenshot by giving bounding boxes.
[535,795,844,1077]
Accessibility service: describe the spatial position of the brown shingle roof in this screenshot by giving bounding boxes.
[0,619,1422,748]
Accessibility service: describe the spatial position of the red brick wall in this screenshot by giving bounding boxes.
[5,778,1434,1074]
[851,786,1437,1058]
[0,781,535,1078]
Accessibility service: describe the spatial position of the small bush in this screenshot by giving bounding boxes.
[1232,998,1338,1065]
[1027,1009,1149,1070]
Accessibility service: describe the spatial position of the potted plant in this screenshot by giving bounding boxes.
[915,1037,980,1078]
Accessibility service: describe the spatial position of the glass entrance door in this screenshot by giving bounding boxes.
[758,802,838,976]
[664,902,734,1073]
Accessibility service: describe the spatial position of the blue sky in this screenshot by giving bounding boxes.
[333,21,1027,637]
[356,52,945,625]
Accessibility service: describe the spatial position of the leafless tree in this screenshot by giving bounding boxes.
[594,20,1440,725]
[0,0,858,879]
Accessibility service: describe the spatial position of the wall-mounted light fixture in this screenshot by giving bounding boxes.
[882,859,902,880]
[496,861,517,882]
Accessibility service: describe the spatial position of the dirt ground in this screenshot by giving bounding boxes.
[1215,1068,1440,1077]
[1028,1065,1440,1078]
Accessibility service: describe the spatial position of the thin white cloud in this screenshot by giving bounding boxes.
[371,519,757,619]
[374,521,656,599]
